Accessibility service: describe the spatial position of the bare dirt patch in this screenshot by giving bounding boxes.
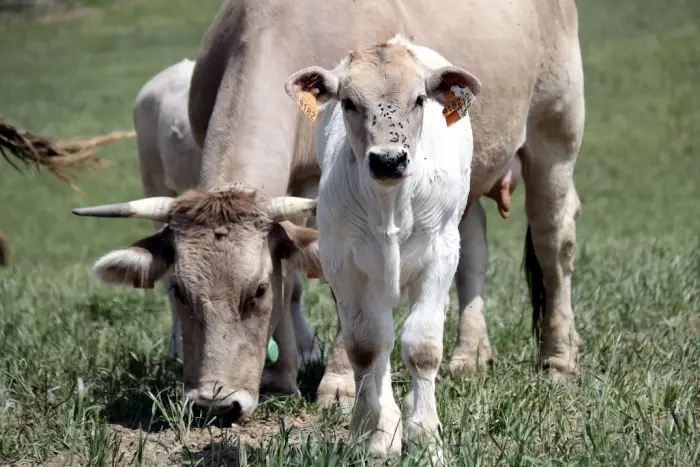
[109,413,327,466]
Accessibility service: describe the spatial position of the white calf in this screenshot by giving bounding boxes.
[286,36,480,460]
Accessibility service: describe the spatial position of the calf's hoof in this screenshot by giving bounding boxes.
[316,371,355,413]
[404,419,445,465]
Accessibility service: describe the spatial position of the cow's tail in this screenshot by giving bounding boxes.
[0,113,135,195]
[523,226,546,342]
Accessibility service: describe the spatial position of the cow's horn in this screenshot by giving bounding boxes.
[266,197,317,222]
[72,196,174,222]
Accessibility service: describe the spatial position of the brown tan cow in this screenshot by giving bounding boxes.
[74,0,584,425]
[127,58,322,370]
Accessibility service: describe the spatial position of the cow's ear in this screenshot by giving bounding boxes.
[268,222,322,277]
[285,66,339,105]
[92,226,175,288]
[425,65,481,106]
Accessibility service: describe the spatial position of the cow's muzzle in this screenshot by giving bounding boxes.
[185,383,257,420]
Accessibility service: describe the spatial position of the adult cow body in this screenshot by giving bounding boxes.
[188,0,584,405]
[131,58,322,373]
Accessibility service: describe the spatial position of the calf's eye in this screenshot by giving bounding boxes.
[415,95,427,107]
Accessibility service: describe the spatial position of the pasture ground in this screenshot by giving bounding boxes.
[1,0,699,465]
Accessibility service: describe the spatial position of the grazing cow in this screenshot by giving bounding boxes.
[72,61,324,418]
[129,58,321,370]
[285,35,479,458]
[75,0,584,420]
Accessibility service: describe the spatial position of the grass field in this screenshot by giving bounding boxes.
[1,0,699,465]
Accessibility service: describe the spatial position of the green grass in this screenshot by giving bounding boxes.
[1,0,699,464]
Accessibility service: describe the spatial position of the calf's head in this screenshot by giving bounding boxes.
[73,186,320,418]
[285,36,481,187]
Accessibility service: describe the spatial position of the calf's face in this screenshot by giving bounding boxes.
[73,188,320,419]
[285,40,481,187]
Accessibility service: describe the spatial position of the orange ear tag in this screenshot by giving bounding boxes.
[296,90,319,122]
[442,86,475,127]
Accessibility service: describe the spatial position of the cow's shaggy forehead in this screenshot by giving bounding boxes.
[342,43,420,103]
[170,188,271,229]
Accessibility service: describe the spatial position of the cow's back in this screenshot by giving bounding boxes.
[134,59,201,195]
[190,0,579,196]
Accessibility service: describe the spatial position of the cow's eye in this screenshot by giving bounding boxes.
[341,98,357,112]
[255,283,268,299]
[415,95,427,107]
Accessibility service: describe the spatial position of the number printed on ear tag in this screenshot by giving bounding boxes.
[442,86,475,127]
[296,91,318,122]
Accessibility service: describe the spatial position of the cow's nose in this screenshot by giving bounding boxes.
[186,384,257,419]
[367,147,410,181]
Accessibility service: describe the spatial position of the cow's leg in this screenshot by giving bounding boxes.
[449,200,493,373]
[289,271,322,369]
[316,294,356,411]
[401,234,459,463]
[522,58,585,378]
[335,287,401,458]
[261,273,301,396]
[163,274,183,362]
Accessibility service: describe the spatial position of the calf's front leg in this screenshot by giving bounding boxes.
[334,284,402,458]
[402,236,459,464]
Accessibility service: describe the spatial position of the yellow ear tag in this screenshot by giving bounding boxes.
[442,86,475,127]
[296,90,318,122]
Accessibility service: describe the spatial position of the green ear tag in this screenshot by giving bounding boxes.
[266,338,279,364]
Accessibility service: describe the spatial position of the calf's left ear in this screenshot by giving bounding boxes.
[285,66,340,105]
[425,65,482,107]
[268,222,323,278]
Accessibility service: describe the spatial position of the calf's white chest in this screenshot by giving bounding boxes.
[316,99,472,303]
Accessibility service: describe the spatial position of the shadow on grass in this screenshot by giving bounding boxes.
[100,350,329,434]
[99,352,181,432]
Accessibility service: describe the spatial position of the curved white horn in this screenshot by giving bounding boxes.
[72,196,174,222]
[266,197,317,222]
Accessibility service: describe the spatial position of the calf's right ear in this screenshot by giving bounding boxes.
[284,66,339,105]
[92,226,175,289]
